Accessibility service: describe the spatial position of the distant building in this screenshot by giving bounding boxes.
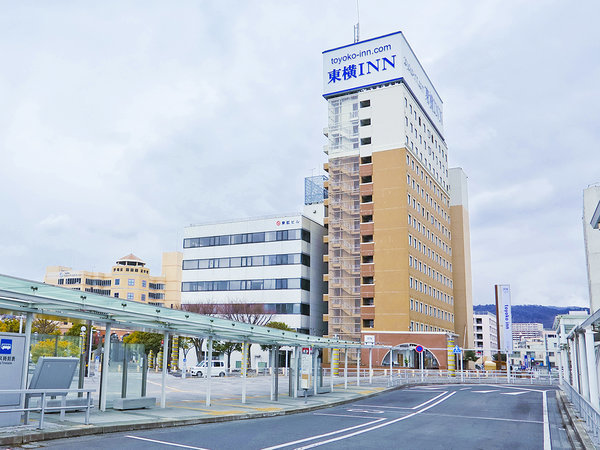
[473,312,497,358]
[512,322,544,341]
[510,329,558,369]
[44,252,182,308]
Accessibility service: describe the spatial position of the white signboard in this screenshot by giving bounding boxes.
[323,31,444,132]
[364,335,375,345]
[0,333,26,427]
[300,347,312,390]
[497,285,513,353]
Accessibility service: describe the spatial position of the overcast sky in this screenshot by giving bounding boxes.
[1,1,598,308]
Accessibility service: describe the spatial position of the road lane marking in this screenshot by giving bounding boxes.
[422,412,543,424]
[126,435,209,449]
[471,390,499,393]
[543,390,550,450]
[314,413,383,419]
[354,391,448,411]
[261,418,385,450]
[500,391,527,396]
[280,392,456,450]
[347,409,385,414]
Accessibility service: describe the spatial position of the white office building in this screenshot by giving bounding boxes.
[181,213,327,336]
[473,312,497,358]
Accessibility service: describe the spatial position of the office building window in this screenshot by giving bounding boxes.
[141,294,146,301]
[127,293,134,300]
[114,279,120,286]
[183,228,310,248]
[113,293,119,298]
[182,278,310,292]
[182,253,309,270]
[128,279,135,286]
[142,280,147,288]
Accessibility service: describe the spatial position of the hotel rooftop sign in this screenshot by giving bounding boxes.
[323,31,444,132]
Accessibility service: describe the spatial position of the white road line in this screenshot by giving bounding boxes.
[354,391,448,411]
[314,413,383,419]
[261,418,385,450]
[500,391,527,396]
[126,435,209,449]
[422,412,543,424]
[291,392,456,450]
[471,390,499,393]
[543,390,550,450]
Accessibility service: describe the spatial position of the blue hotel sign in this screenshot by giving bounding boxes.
[323,31,444,132]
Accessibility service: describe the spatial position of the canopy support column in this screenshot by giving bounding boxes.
[344,349,348,390]
[19,312,33,410]
[100,323,111,411]
[241,340,248,404]
[206,337,213,407]
[369,347,373,385]
[356,348,361,386]
[161,331,169,408]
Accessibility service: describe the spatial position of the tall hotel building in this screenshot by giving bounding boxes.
[322,31,473,365]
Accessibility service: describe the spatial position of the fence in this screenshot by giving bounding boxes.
[0,388,95,430]
[561,380,600,445]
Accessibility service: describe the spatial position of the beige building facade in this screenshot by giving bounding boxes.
[44,252,182,308]
[322,31,473,366]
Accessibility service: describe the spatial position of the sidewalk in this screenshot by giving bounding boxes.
[0,376,391,447]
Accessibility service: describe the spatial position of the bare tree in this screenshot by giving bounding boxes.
[180,301,273,366]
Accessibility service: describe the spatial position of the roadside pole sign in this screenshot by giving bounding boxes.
[495,284,513,354]
[453,345,462,354]
[415,345,424,353]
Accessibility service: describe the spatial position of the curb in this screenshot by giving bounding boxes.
[0,384,405,446]
[556,389,596,449]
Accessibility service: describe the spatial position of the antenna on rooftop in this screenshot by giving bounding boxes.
[353,0,360,43]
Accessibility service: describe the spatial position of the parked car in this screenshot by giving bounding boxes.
[190,360,226,377]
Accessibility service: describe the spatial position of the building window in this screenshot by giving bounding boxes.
[363,297,374,306]
[113,293,119,298]
[181,278,310,292]
[360,137,372,145]
[359,99,370,108]
[183,228,310,248]
[58,279,64,285]
[141,294,146,301]
[127,293,134,300]
[128,279,135,286]
[114,279,120,286]
[360,118,371,126]
[142,280,147,288]
[363,319,374,328]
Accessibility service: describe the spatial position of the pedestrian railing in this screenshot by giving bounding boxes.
[325,368,558,387]
[561,380,600,445]
[0,388,95,430]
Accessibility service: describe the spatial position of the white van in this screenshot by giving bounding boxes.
[189,360,226,377]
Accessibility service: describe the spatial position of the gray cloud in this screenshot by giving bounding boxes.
[0,1,598,308]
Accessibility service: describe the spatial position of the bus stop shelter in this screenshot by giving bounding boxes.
[0,273,370,412]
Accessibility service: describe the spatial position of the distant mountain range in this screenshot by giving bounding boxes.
[473,304,590,329]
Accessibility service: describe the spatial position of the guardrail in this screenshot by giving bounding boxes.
[561,380,600,445]
[323,368,559,386]
[0,388,95,429]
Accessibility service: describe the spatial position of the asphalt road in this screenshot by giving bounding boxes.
[33,384,568,450]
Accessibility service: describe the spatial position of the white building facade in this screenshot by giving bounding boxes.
[181,214,327,336]
[473,312,497,358]
[583,184,600,313]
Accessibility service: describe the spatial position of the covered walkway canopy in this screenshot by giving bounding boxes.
[0,274,360,349]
